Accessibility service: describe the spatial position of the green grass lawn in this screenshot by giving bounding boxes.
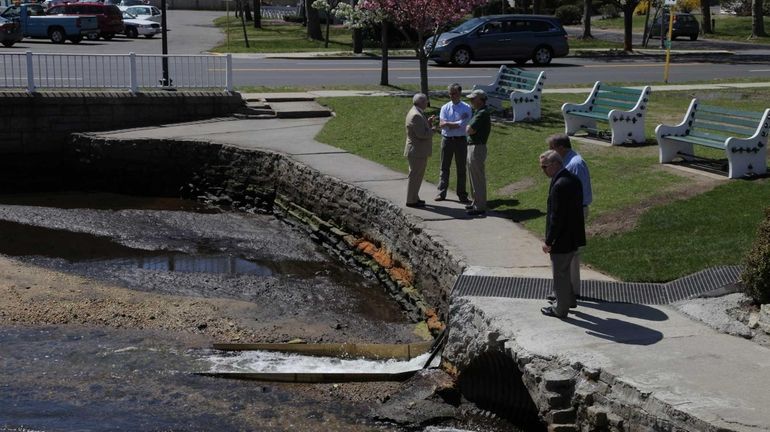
[591,14,770,45]
[315,89,770,282]
[211,18,354,53]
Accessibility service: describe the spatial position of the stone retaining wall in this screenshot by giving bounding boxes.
[69,134,464,321]
[0,91,243,192]
[446,298,727,432]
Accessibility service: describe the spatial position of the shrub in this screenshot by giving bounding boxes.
[599,4,620,19]
[741,207,770,304]
[634,0,649,15]
[676,0,700,13]
[555,5,582,25]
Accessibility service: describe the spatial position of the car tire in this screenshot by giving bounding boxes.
[69,36,83,44]
[126,27,139,38]
[144,34,155,39]
[1,40,14,48]
[49,27,65,44]
[451,47,471,67]
[690,33,698,41]
[102,33,114,41]
[532,45,553,66]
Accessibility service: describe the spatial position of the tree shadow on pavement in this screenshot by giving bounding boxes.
[563,306,666,345]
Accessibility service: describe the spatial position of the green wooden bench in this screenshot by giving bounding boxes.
[562,82,652,145]
[472,65,545,122]
[656,98,769,178]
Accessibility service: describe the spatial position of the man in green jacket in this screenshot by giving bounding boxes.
[465,89,491,217]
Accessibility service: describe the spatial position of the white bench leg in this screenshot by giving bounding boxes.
[564,114,593,136]
[659,139,694,163]
[512,102,541,122]
[726,146,768,179]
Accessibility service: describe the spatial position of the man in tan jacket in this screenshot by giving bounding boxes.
[404,93,436,208]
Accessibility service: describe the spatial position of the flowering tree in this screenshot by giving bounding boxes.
[335,2,392,85]
[312,0,342,48]
[360,0,487,96]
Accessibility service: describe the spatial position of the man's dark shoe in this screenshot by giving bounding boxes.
[465,204,475,210]
[466,209,486,216]
[434,194,446,201]
[458,197,471,204]
[540,306,566,318]
[406,201,426,208]
[417,200,425,205]
[546,294,556,302]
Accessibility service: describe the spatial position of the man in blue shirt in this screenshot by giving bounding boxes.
[547,134,592,300]
[436,83,473,203]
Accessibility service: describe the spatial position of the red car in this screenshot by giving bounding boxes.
[46,3,124,40]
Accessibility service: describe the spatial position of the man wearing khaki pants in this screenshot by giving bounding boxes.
[404,93,436,208]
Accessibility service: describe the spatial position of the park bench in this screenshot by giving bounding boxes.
[561,82,652,145]
[472,65,546,122]
[656,98,769,178]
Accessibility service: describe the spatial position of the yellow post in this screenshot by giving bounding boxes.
[663,6,675,83]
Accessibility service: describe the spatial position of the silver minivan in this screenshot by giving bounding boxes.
[426,15,569,66]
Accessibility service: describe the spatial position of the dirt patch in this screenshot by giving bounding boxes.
[495,177,537,196]
[587,168,725,237]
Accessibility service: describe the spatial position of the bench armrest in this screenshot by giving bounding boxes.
[655,98,698,140]
[561,81,600,114]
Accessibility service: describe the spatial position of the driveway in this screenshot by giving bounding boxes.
[0,10,224,54]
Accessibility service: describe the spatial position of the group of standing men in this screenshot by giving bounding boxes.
[404,84,490,216]
[403,85,592,319]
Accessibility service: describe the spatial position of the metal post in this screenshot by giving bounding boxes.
[25,51,35,93]
[663,5,675,83]
[160,0,172,87]
[225,53,233,92]
[129,52,138,93]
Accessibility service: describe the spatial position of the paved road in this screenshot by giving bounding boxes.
[0,10,223,55]
[230,56,770,89]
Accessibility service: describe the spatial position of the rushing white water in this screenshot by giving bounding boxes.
[204,350,439,374]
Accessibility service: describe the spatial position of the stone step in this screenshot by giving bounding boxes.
[269,101,332,119]
[547,407,577,424]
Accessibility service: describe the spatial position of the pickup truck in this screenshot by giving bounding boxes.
[1,4,98,43]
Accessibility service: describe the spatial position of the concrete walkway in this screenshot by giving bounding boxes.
[90,97,770,430]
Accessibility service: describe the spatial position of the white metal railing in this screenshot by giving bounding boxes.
[0,52,233,93]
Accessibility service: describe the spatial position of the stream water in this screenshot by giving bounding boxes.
[0,192,524,432]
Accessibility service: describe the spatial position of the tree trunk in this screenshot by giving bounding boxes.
[324,12,330,48]
[623,4,634,51]
[700,0,712,33]
[235,0,241,18]
[352,28,363,53]
[243,1,253,21]
[642,0,652,46]
[305,0,323,40]
[416,31,429,97]
[253,0,261,29]
[752,0,767,37]
[582,0,592,38]
[380,21,389,86]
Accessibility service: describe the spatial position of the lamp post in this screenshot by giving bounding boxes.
[160,0,172,87]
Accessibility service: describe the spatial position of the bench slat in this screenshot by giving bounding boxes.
[597,85,644,96]
[594,99,637,110]
[695,112,762,130]
[697,104,764,120]
[569,111,609,120]
[668,135,727,149]
[693,119,757,137]
[596,91,643,103]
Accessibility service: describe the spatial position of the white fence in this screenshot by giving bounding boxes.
[0,52,233,93]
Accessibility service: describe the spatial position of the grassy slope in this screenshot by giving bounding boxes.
[316,90,770,282]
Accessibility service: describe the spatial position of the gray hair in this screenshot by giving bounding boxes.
[412,93,427,105]
[448,83,462,94]
[539,150,563,166]
[546,133,572,149]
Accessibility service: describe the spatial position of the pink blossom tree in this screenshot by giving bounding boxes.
[360,0,487,96]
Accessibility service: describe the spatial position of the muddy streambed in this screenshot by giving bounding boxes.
[0,192,422,431]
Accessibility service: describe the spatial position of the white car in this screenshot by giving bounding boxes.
[122,5,161,23]
[122,10,160,38]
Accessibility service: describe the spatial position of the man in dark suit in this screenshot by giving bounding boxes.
[539,150,586,318]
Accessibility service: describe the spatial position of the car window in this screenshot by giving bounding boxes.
[151,7,160,14]
[480,21,504,34]
[1,6,19,17]
[529,20,550,32]
[509,20,529,32]
[47,5,62,13]
[28,5,45,15]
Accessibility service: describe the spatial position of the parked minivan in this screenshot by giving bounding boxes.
[426,15,569,66]
[648,12,700,41]
[46,2,123,40]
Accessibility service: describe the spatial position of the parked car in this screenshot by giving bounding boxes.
[121,9,158,38]
[426,15,569,66]
[111,0,147,7]
[122,5,160,23]
[0,15,23,47]
[3,4,98,43]
[648,12,700,41]
[46,2,123,40]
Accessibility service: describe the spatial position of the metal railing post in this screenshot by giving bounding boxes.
[129,52,139,93]
[25,51,35,93]
[225,54,233,93]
